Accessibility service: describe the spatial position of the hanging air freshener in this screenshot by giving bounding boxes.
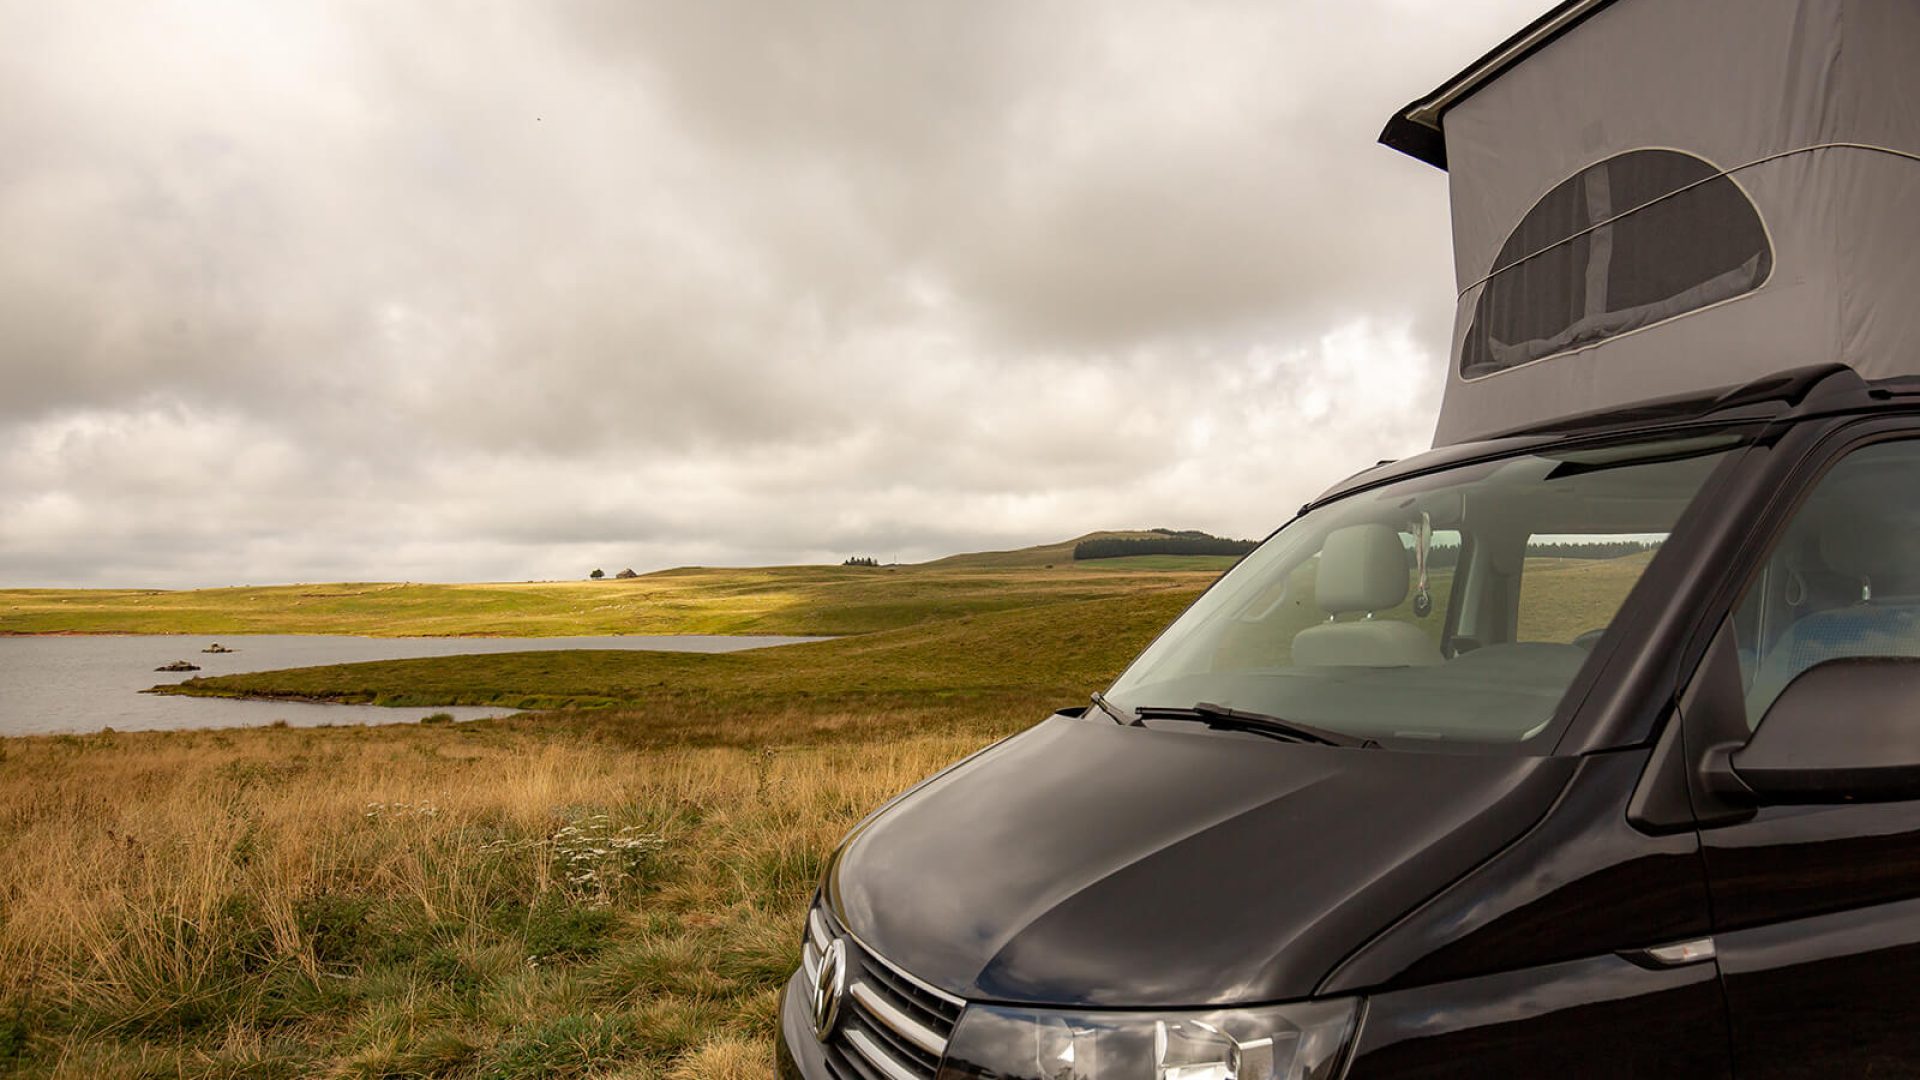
[1412,512,1433,618]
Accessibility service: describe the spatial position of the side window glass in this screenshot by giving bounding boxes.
[1518,533,1667,646]
[1735,440,1920,726]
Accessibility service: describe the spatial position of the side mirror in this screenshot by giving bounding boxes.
[1730,657,1920,804]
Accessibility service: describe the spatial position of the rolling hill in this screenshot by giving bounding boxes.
[920,529,1244,569]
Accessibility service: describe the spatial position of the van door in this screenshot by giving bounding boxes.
[1689,435,1920,1077]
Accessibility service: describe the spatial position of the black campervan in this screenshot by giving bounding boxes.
[781,2,1920,1076]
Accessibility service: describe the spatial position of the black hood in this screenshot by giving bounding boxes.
[828,714,1575,1007]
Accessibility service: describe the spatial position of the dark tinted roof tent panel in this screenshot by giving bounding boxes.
[1385,0,1920,446]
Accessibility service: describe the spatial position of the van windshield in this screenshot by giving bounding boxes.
[1104,432,1748,749]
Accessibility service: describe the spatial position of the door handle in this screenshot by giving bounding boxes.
[1620,937,1717,969]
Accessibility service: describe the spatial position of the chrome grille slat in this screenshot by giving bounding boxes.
[857,953,962,1028]
[846,933,966,1011]
[806,901,961,1080]
[845,1027,924,1080]
[817,1045,864,1076]
[817,906,963,1008]
[825,1040,880,1080]
[831,946,951,1080]
[847,1012,942,1076]
[849,981,947,1058]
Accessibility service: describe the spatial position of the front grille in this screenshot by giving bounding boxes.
[801,904,964,1080]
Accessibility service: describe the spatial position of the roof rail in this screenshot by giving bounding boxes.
[1708,363,1862,410]
[1485,364,1861,440]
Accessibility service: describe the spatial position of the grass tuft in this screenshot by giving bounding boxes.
[523,903,619,965]
[482,1014,632,1080]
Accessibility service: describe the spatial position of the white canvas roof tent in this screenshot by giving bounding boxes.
[1383,0,1920,446]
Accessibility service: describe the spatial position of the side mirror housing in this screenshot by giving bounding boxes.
[1731,657,1920,803]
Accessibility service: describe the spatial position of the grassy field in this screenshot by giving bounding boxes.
[156,590,1204,726]
[0,563,1215,639]
[0,576,1208,1079]
[1072,554,1242,572]
[0,716,1001,1079]
[1517,551,1657,643]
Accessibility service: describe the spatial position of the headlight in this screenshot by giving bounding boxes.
[936,997,1358,1080]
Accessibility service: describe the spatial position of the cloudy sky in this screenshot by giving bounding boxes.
[1,0,1546,588]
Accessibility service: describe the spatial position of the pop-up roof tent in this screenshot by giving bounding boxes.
[1384,0,1920,446]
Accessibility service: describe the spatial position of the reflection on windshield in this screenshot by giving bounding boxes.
[1104,433,1745,748]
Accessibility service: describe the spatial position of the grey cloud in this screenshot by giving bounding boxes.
[0,0,1547,587]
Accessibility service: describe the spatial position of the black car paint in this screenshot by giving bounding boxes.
[1320,750,1711,995]
[1674,573,1920,1078]
[781,389,1920,1079]
[778,968,832,1079]
[827,714,1572,1007]
[1343,951,1730,1078]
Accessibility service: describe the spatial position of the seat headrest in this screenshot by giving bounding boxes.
[1317,524,1410,615]
[1819,513,1902,580]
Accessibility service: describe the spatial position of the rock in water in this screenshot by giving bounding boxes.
[155,660,201,672]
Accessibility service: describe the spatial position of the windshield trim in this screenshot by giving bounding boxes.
[1310,418,1771,513]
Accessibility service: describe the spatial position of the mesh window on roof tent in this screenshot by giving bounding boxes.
[1461,149,1772,380]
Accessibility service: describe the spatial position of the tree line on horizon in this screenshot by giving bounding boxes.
[1397,537,1659,572]
[1073,533,1259,560]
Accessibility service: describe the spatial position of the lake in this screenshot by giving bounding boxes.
[0,633,824,736]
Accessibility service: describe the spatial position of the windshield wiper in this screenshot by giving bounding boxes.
[1089,691,1131,726]
[1131,701,1374,748]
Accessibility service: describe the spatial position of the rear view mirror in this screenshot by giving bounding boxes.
[1730,657,1920,804]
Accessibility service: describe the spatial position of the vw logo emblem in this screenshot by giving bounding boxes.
[810,938,847,1041]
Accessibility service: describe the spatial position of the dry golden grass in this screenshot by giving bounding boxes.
[0,717,1001,1077]
[0,561,1220,638]
[659,1035,771,1079]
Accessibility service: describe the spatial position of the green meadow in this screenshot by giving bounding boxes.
[156,588,1205,729]
[0,552,1227,640]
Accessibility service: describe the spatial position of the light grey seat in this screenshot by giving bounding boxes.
[1292,524,1443,668]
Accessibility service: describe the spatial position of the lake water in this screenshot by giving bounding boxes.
[0,634,824,737]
